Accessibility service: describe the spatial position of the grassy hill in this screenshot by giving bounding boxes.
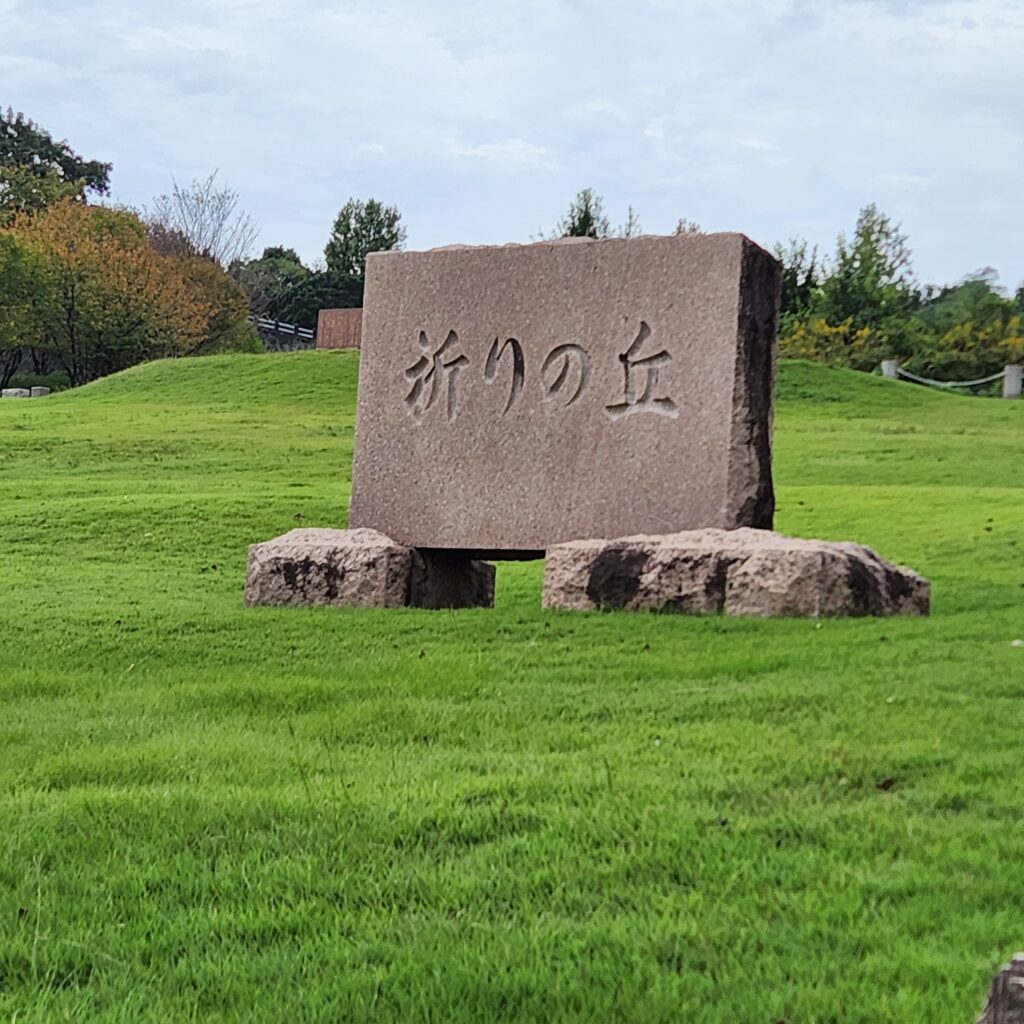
[1,352,1022,1022]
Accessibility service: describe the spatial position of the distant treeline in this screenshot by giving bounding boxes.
[775,204,1023,380]
[2,109,1019,389]
[0,109,402,387]
[548,190,1024,382]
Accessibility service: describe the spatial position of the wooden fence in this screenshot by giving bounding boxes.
[248,316,317,352]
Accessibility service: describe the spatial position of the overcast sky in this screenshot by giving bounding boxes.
[4,0,1023,289]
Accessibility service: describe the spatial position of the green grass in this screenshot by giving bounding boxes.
[1,351,1022,1023]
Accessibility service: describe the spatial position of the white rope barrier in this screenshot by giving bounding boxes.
[895,366,1007,389]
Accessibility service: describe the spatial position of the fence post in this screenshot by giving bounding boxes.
[881,359,899,380]
[1004,364,1022,399]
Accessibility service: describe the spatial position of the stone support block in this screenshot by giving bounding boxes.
[244,528,493,609]
[543,528,929,618]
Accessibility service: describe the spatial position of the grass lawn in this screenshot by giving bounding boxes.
[1,351,1022,1023]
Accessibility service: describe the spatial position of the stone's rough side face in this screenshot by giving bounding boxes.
[976,954,1024,1024]
[542,529,930,617]
[1,388,30,398]
[243,528,494,609]
[348,234,780,556]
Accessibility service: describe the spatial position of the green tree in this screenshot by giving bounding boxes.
[0,110,111,225]
[0,109,111,195]
[277,270,362,328]
[324,198,405,283]
[0,166,84,227]
[261,246,301,263]
[230,246,310,319]
[773,238,822,322]
[910,269,1023,378]
[674,218,703,236]
[0,233,38,386]
[816,203,919,361]
[556,188,611,239]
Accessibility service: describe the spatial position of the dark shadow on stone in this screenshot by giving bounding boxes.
[845,556,879,616]
[586,545,648,610]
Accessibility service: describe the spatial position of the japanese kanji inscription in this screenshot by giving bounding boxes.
[348,233,780,556]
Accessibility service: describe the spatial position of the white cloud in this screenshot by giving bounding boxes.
[3,0,1024,286]
[448,138,555,167]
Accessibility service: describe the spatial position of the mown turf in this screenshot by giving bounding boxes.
[1,352,1022,1023]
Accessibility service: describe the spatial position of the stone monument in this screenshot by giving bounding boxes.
[348,233,777,555]
[244,232,929,616]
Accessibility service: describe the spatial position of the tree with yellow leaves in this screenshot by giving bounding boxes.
[6,200,210,385]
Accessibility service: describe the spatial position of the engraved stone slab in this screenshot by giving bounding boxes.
[542,529,930,617]
[348,233,779,557]
[243,527,494,609]
[30,387,50,397]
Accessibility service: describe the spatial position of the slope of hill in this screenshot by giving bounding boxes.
[0,352,1021,1023]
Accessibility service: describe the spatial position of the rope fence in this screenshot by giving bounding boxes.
[881,360,1022,399]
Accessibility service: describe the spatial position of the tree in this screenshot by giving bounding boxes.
[230,246,311,319]
[261,246,301,263]
[549,191,700,240]
[556,188,611,239]
[773,238,822,321]
[0,166,84,227]
[324,198,405,283]
[146,221,193,259]
[149,171,258,267]
[674,218,703,236]
[619,206,642,239]
[175,255,260,354]
[0,109,111,194]
[817,204,919,356]
[276,270,362,328]
[910,269,1024,378]
[7,200,209,385]
[0,233,38,387]
[0,110,111,225]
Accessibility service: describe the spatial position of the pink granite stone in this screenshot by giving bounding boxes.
[243,528,494,609]
[542,529,930,617]
[348,233,779,557]
[976,954,1024,1023]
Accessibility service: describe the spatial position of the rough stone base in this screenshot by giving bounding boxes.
[977,954,1024,1023]
[542,528,929,617]
[244,528,494,609]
